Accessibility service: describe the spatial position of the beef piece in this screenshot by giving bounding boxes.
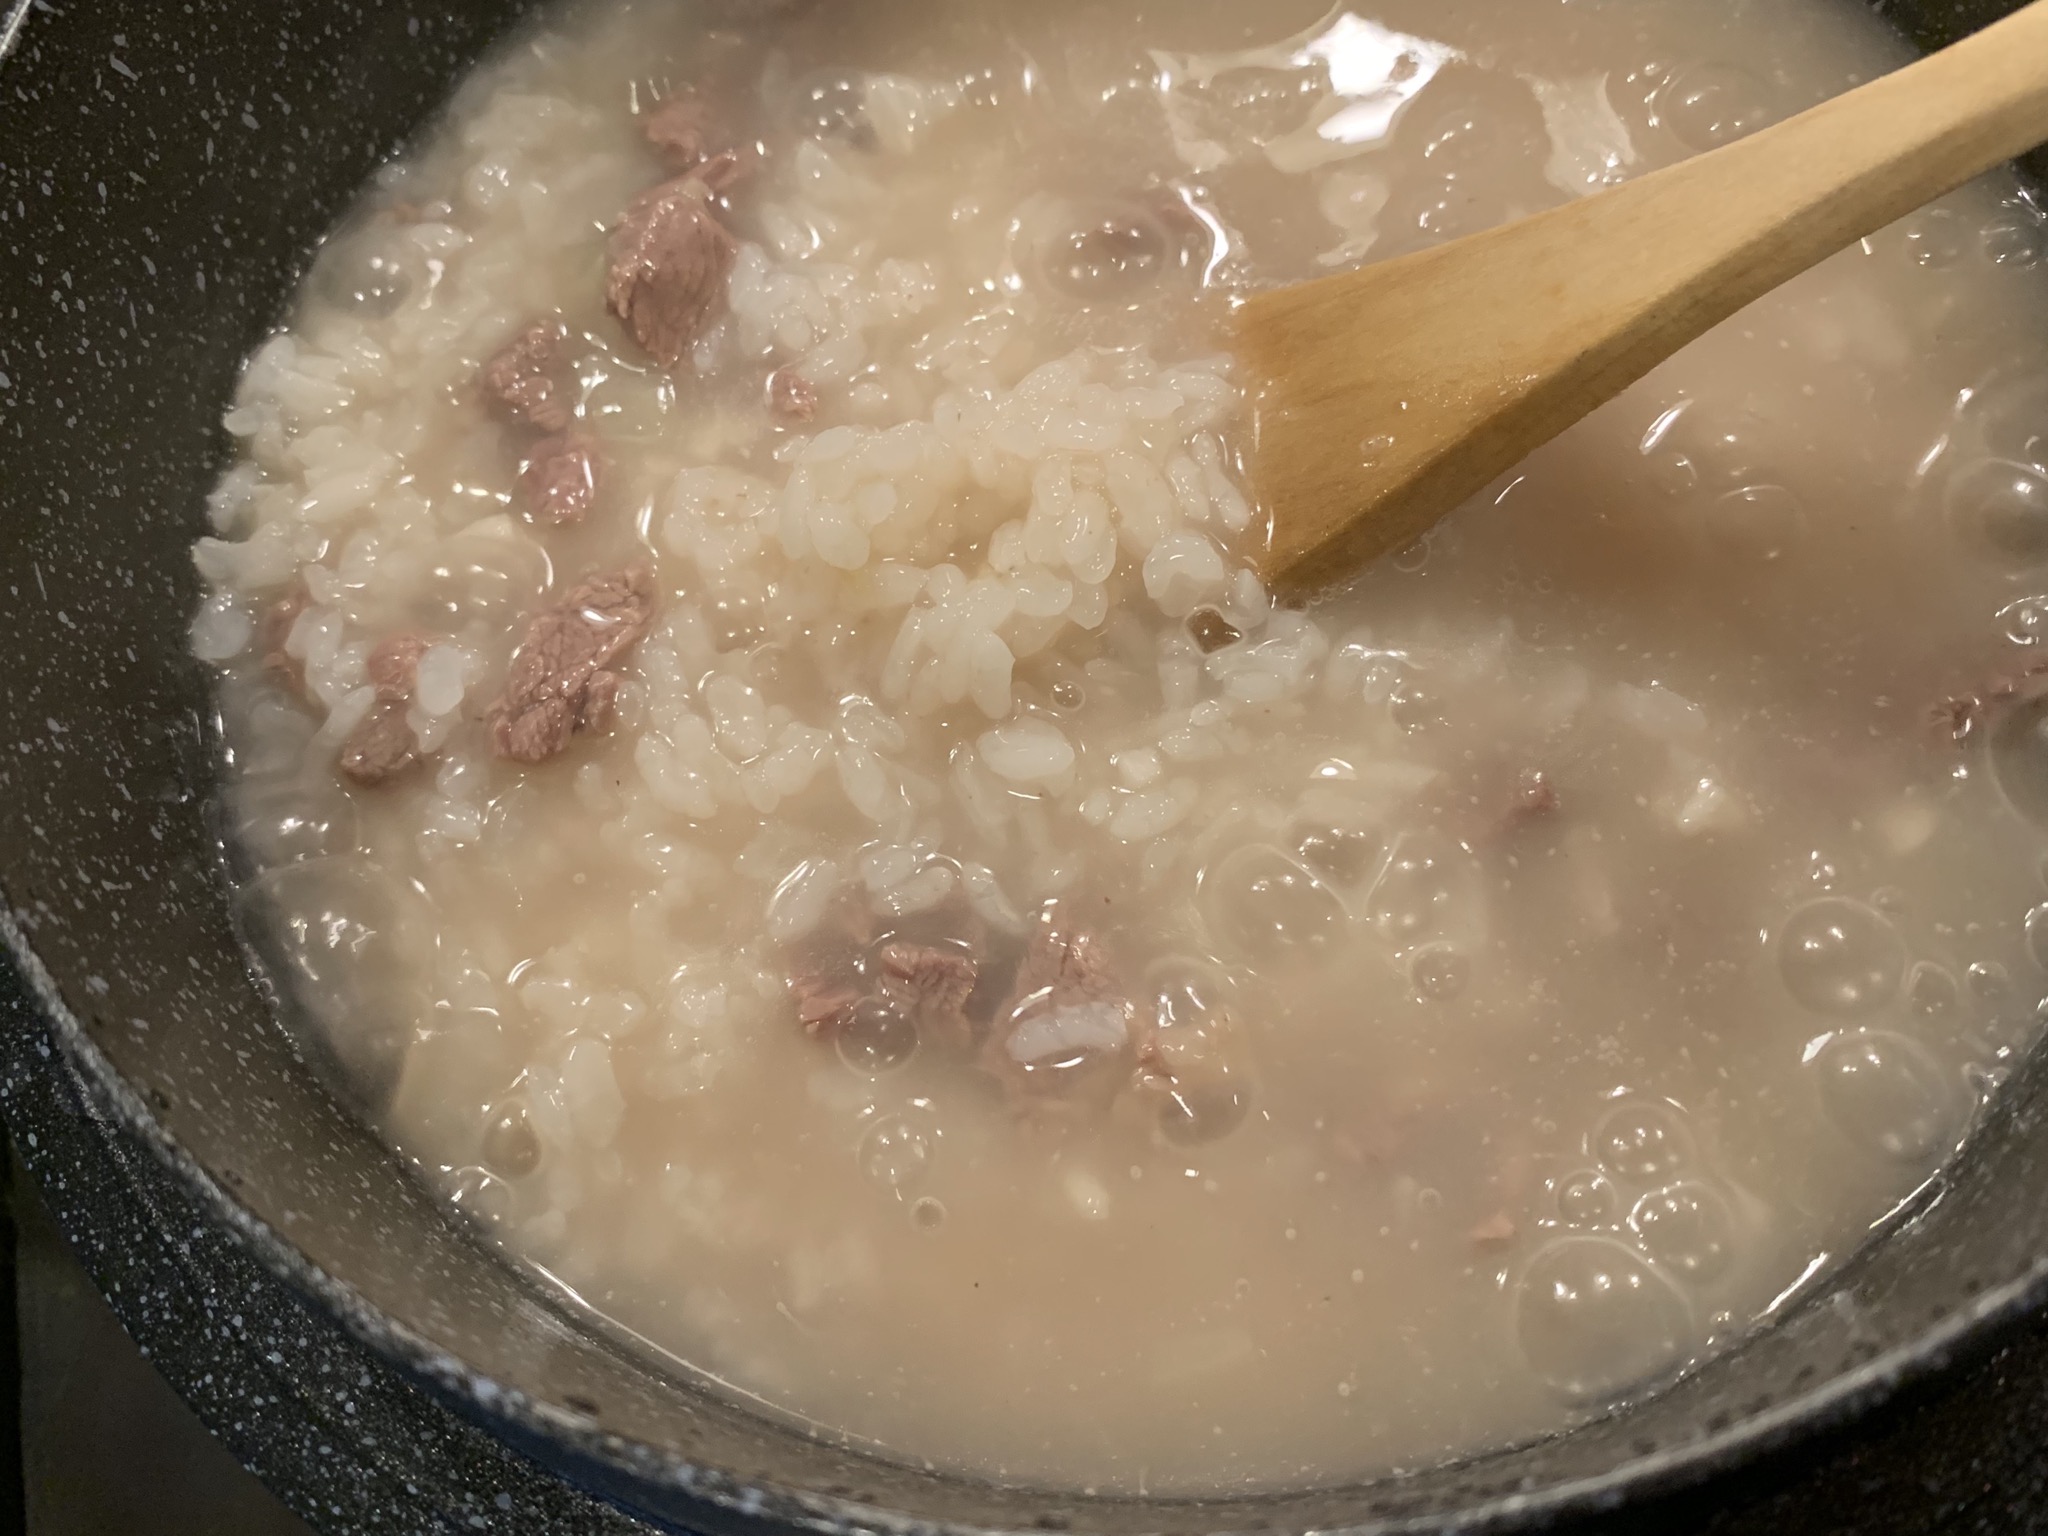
[1468,1210,1518,1250]
[783,897,878,1037]
[875,940,979,1052]
[339,629,436,785]
[489,568,657,764]
[1513,768,1558,818]
[366,630,431,701]
[606,158,741,367]
[481,321,576,432]
[643,91,722,173]
[339,699,421,785]
[766,367,818,425]
[520,430,603,526]
[979,918,1132,1105]
[257,584,310,694]
[1186,608,1241,653]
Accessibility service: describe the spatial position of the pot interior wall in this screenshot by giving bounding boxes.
[4,1,2048,1530]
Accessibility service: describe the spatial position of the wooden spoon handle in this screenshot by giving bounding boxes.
[1553,0,2048,359]
[1245,0,2048,594]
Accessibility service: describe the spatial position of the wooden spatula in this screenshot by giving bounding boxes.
[1239,0,2048,596]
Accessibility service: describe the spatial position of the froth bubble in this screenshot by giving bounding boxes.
[2000,596,2048,646]
[2029,905,2048,971]
[1908,961,1961,1021]
[482,1101,542,1179]
[1629,1182,1735,1281]
[1777,898,1905,1016]
[1410,944,1470,1001]
[1658,62,1775,150]
[1368,834,1472,951]
[837,997,919,1075]
[858,1114,934,1195]
[1902,208,1965,269]
[1813,1031,1955,1161]
[1591,1100,1691,1184]
[1992,693,2048,826]
[1983,213,2045,268]
[1200,844,1346,963]
[1946,459,2048,567]
[1515,1238,1692,1401]
[1157,1077,1251,1147]
[1555,1169,1618,1226]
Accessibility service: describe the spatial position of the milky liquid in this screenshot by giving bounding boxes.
[196,0,2048,1494]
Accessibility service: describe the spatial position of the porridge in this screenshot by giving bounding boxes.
[190,0,2048,1492]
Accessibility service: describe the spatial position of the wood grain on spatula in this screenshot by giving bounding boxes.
[1237,0,2048,598]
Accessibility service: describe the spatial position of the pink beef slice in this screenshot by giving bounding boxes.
[366,630,431,701]
[257,583,311,694]
[489,568,656,764]
[339,701,421,785]
[979,921,1132,1101]
[766,367,818,425]
[340,630,435,785]
[481,321,576,432]
[643,91,722,172]
[875,940,980,1051]
[521,430,603,525]
[606,157,741,368]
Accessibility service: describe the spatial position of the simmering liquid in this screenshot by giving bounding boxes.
[191,0,2048,1491]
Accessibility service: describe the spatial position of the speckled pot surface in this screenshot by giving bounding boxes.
[8,1,2048,1533]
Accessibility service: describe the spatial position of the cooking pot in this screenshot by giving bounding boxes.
[7,1,2048,1531]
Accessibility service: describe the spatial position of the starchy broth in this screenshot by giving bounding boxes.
[192,0,2048,1491]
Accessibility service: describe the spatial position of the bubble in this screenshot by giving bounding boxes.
[1556,1169,1619,1226]
[1157,1076,1251,1147]
[1146,957,1235,1081]
[836,997,919,1075]
[1992,694,2048,827]
[1590,1100,1692,1184]
[1704,484,1804,563]
[911,1196,948,1229]
[1291,818,1383,889]
[1969,960,2011,998]
[1813,1032,1955,1161]
[1657,62,1775,150]
[1050,678,1087,711]
[482,1101,542,1178]
[858,1114,934,1195]
[1410,944,1470,1001]
[1982,213,2045,268]
[2000,596,2048,647]
[1515,1238,1692,1400]
[1367,833,1475,952]
[1908,961,1961,1021]
[2028,906,2048,971]
[1777,898,1905,1015]
[1947,459,2048,567]
[1038,203,1172,303]
[1200,844,1346,963]
[1902,207,1965,269]
[446,1165,514,1226]
[1629,1182,1735,1280]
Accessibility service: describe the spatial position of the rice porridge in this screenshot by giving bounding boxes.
[190,0,2048,1491]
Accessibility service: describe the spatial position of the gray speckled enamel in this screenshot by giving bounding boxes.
[7,2,2048,1533]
